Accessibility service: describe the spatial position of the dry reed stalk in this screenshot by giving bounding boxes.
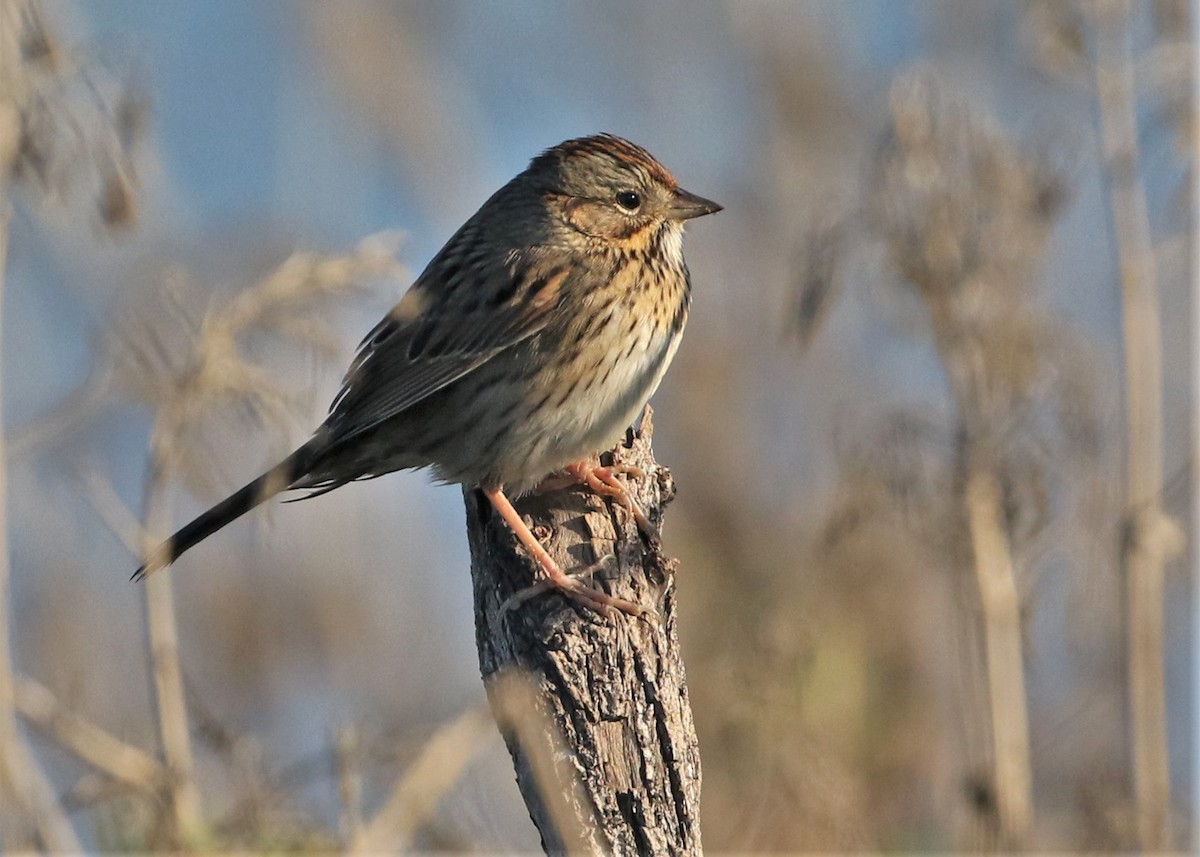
[868,73,1071,848]
[1087,1,1175,849]
[138,464,203,840]
[0,7,82,845]
[0,192,29,852]
[0,185,82,854]
[964,466,1033,846]
[119,235,401,843]
[0,0,144,846]
[351,706,495,853]
[14,675,164,790]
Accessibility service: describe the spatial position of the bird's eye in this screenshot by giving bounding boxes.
[615,190,642,211]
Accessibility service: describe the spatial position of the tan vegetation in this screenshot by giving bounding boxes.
[0,0,1191,852]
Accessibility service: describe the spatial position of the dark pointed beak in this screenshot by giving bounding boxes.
[667,187,722,221]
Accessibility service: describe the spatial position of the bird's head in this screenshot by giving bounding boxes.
[528,133,721,251]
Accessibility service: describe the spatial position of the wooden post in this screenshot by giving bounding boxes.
[464,408,702,855]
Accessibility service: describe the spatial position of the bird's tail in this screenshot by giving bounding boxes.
[133,435,327,581]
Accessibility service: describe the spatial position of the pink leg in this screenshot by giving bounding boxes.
[483,487,649,617]
[563,460,661,543]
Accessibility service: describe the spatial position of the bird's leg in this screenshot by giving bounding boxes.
[483,487,648,617]
[563,459,662,544]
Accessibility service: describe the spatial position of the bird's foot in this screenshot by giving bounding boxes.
[501,556,652,618]
[484,487,653,619]
[563,459,662,545]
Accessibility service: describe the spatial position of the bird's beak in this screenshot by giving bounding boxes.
[667,187,722,220]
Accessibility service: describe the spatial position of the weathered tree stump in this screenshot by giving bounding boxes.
[464,408,701,856]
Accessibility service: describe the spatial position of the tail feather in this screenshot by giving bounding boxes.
[132,437,325,581]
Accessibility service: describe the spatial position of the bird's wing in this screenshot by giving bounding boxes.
[326,249,571,441]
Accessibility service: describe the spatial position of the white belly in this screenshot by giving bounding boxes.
[514,310,684,487]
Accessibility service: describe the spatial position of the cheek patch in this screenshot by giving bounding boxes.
[564,199,615,237]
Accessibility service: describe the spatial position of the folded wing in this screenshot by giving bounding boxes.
[326,249,569,441]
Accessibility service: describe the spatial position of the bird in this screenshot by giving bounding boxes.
[134,133,721,616]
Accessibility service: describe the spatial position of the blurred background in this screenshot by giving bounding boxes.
[0,0,1193,852]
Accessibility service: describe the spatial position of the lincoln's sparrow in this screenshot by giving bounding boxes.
[135,134,721,615]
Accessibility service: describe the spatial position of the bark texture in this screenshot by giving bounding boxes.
[464,408,701,856]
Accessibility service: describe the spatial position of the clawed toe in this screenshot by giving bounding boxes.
[501,556,650,618]
[564,460,660,543]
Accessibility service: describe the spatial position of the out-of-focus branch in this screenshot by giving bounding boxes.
[1087,1,1176,850]
[0,20,74,857]
[0,156,78,855]
[965,466,1032,847]
[15,675,164,790]
[82,459,197,824]
[125,235,403,843]
[80,463,145,555]
[0,177,30,854]
[0,1,140,848]
[867,73,1074,849]
[9,362,114,460]
[351,706,495,853]
[0,6,82,848]
[139,463,203,840]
